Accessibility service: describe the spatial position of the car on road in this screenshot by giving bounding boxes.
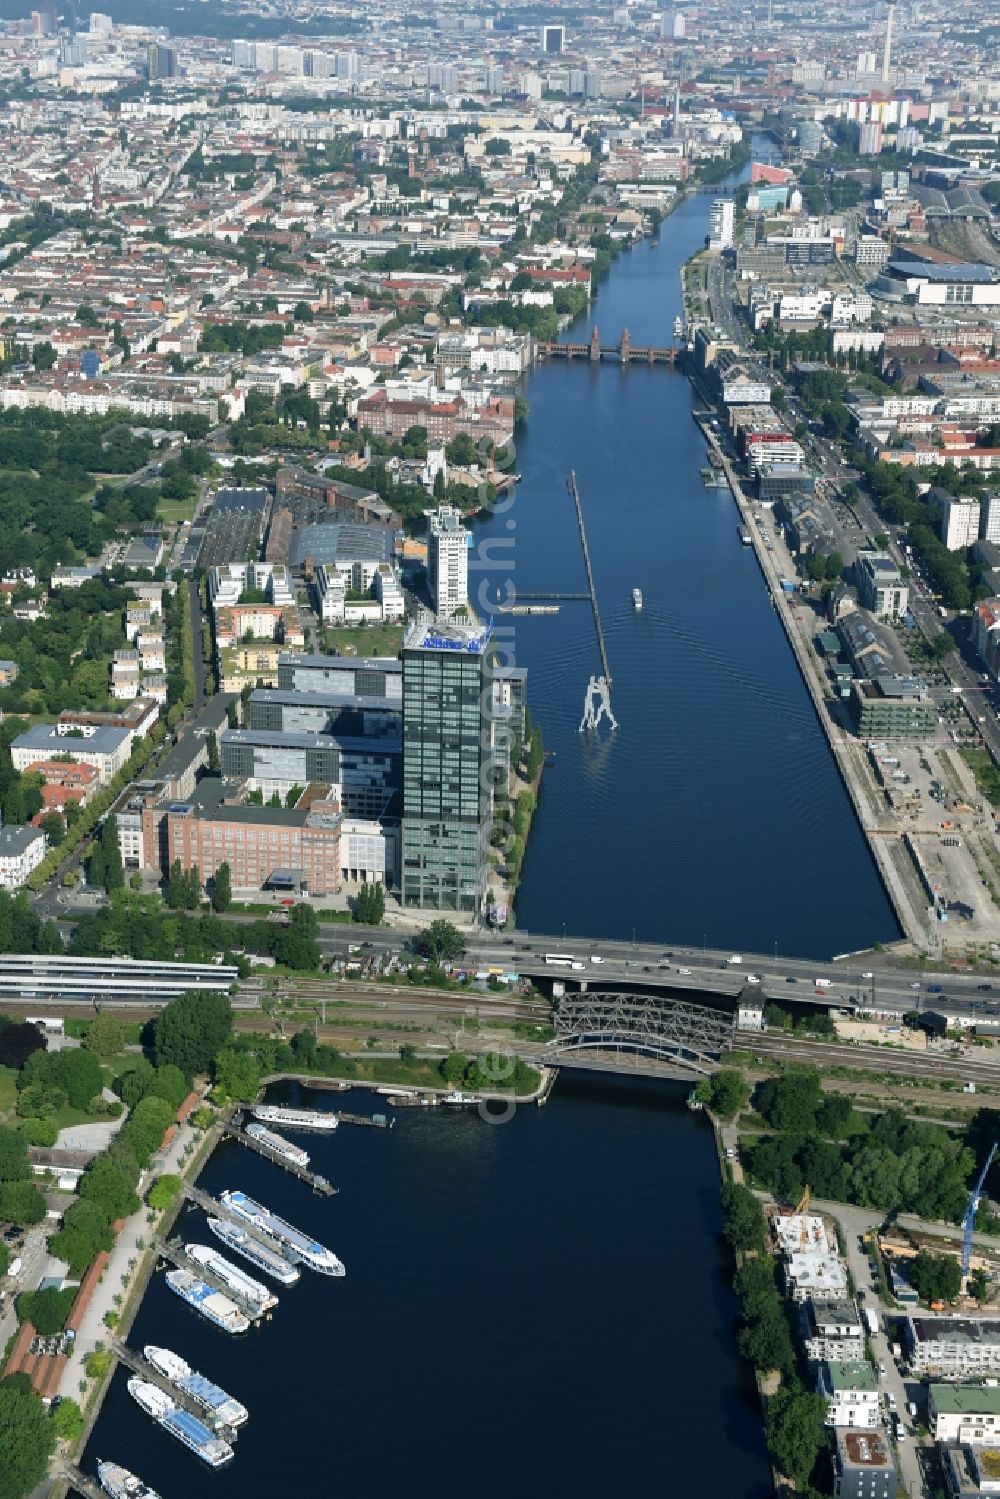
[978,983,993,992]
[678,967,692,975]
[786,976,798,983]
[909,981,921,989]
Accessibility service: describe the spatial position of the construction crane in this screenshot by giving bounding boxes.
[963,1143,997,1279]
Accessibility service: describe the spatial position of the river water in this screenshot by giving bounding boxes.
[79,162,892,1499]
[474,161,899,957]
[80,1079,774,1498]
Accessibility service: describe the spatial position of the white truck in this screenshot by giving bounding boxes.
[864,1306,879,1337]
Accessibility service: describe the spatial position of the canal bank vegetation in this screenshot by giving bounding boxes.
[720,1182,829,1493]
[214,1025,541,1099]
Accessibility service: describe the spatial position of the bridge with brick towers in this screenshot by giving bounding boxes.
[537,327,680,365]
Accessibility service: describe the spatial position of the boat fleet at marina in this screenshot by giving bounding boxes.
[93,1099,348,1498]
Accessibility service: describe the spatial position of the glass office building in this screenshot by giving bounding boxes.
[401,620,493,914]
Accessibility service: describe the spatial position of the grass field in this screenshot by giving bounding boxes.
[0,1066,17,1119]
[158,493,200,525]
[961,746,1000,809]
[322,625,404,658]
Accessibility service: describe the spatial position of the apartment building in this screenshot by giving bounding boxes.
[906,1317,1000,1377]
[930,1386,1000,1445]
[817,1362,881,1430]
[425,506,469,620]
[0,824,46,888]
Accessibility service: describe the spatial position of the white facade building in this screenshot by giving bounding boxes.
[939,495,981,551]
[817,1362,881,1429]
[0,824,46,888]
[425,505,469,620]
[708,198,735,251]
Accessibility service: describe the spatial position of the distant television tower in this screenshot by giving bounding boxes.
[881,0,897,85]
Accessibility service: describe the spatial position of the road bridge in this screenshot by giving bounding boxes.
[538,328,680,364]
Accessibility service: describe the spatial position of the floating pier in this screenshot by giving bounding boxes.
[223,1121,338,1194]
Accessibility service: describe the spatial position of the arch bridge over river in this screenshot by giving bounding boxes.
[542,989,736,1079]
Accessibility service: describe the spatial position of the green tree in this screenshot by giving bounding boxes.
[211,861,232,913]
[696,1069,748,1120]
[153,989,232,1078]
[213,1047,262,1102]
[15,1286,76,1335]
[147,1174,183,1211]
[51,1396,85,1441]
[765,1388,826,1487]
[0,1125,30,1182]
[39,812,64,847]
[118,1095,173,1166]
[166,858,186,910]
[418,920,466,964]
[79,1155,139,1220]
[0,1373,56,1499]
[354,881,385,924]
[971,1267,990,1303]
[113,1057,154,1108]
[47,1198,113,1276]
[755,1070,822,1133]
[291,1028,317,1065]
[909,1251,962,1304]
[147,1064,189,1110]
[0,1181,44,1225]
[100,816,124,891]
[0,1023,45,1071]
[441,1052,468,1084]
[206,730,219,771]
[82,1013,125,1057]
[720,1181,766,1252]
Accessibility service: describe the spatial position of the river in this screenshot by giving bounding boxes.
[80,1079,774,1498]
[474,158,900,957]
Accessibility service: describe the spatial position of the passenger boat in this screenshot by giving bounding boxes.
[185,1243,278,1313]
[126,1378,234,1467]
[245,1121,309,1168]
[219,1189,345,1276]
[252,1104,339,1133]
[143,1346,248,1428]
[97,1462,162,1499]
[206,1217,300,1285]
[164,1267,250,1333]
[632,588,643,610]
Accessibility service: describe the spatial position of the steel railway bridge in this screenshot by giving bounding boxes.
[543,991,735,1077]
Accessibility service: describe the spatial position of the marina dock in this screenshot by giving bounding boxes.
[179,1183,283,1248]
[223,1121,338,1194]
[110,1340,240,1434]
[154,1236,272,1320]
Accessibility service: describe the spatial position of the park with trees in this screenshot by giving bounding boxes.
[741,1070,976,1222]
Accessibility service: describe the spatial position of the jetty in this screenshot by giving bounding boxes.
[179,1184,279,1245]
[154,1237,272,1320]
[223,1120,338,1194]
[62,1466,105,1499]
